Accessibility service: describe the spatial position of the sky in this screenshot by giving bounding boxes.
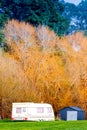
[64,0,82,5]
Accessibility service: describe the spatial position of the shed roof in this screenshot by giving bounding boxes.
[60,106,84,111]
[69,106,83,111]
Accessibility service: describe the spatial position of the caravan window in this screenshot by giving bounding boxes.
[47,107,52,113]
[37,107,44,113]
[23,107,26,112]
[16,107,21,113]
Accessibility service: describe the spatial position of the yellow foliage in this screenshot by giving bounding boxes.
[0,20,87,118]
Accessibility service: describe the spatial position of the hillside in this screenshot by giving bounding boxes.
[63,0,87,34]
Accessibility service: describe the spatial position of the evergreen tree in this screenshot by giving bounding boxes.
[0,0,69,36]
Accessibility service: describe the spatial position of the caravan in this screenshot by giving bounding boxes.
[12,102,55,121]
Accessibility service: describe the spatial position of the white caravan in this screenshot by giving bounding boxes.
[12,102,55,121]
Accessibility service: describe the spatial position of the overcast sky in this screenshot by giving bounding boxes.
[64,0,82,5]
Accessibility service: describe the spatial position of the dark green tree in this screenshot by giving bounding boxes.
[0,0,69,36]
[0,14,8,27]
[0,30,5,47]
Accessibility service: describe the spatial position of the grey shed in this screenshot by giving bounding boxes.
[58,106,85,121]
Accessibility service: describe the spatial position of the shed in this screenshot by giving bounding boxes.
[58,106,85,121]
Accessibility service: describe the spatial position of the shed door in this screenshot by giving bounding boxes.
[67,111,77,121]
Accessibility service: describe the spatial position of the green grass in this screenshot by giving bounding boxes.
[0,120,87,130]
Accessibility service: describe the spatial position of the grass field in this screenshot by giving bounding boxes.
[0,120,87,130]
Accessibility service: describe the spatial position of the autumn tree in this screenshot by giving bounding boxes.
[1,20,87,118]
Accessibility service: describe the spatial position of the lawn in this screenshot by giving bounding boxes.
[0,120,87,130]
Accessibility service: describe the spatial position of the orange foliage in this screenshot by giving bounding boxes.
[0,20,87,118]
